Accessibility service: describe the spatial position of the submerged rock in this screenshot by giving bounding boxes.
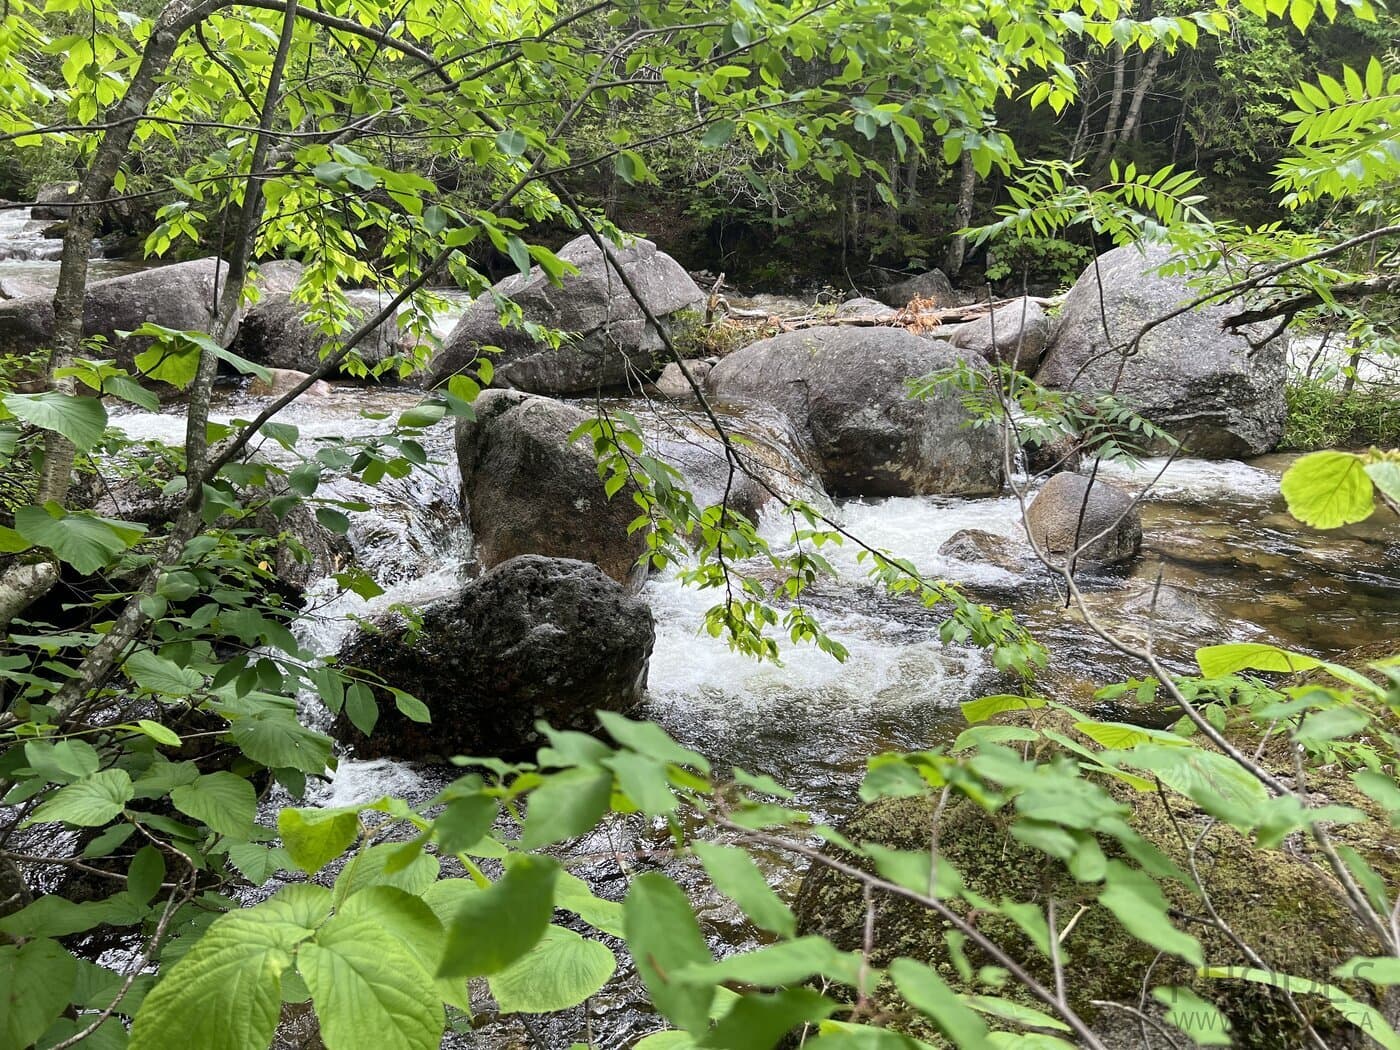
[1035,245,1287,458]
[456,389,648,589]
[428,234,705,395]
[1025,471,1141,567]
[938,528,1025,573]
[707,326,1002,497]
[0,258,228,378]
[334,555,654,760]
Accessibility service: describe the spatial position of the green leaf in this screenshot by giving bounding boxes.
[133,719,182,746]
[675,938,861,989]
[25,769,133,827]
[520,766,613,849]
[1280,451,1374,529]
[127,845,166,904]
[1153,986,1231,1045]
[344,681,378,736]
[133,340,200,389]
[171,772,257,839]
[316,507,352,536]
[597,712,711,772]
[278,806,361,874]
[554,871,626,937]
[14,505,146,575]
[888,958,989,1048]
[124,649,204,697]
[624,873,714,1033]
[2,391,107,450]
[960,695,1045,724]
[1201,967,1400,1050]
[701,987,838,1049]
[1099,860,1202,966]
[488,925,616,1014]
[1365,460,1400,505]
[1195,643,1321,677]
[702,120,736,147]
[334,842,440,900]
[299,909,445,1050]
[433,793,497,854]
[0,939,78,1050]
[230,710,333,774]
[439,855,559,978]
[129,887,329,1050]
[496,128,528,156]
[693,842,795,937]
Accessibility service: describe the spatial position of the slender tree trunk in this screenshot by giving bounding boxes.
[942,150,976,278]
[1094,45,1126,166]
[1119,47,1164,144]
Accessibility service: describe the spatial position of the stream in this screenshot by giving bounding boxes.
[5,210,1399,1046]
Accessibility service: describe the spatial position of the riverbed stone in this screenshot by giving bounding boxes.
[0,258,228,378]
[834,297,897,320]
[31,182,79,221]
[1035,245,1287,457]
[455,389,649,589]
[796,758,1391,1050]
[228,287,404,378]
[428,234,705,395]
[654,359,712,399]
[938,528,1025,573]
[1025,471,1141,567]
[877,268,957,309]
[947,296,1053,367]
[706,326,1002,497]
[334,555,654,760]
[247,367,332,398]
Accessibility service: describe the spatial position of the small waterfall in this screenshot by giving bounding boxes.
[0,205,66,263]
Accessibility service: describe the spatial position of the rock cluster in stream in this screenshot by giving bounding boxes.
[333,555,654,760]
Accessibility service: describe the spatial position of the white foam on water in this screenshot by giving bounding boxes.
[1094,456,1282,501]
[309,757,438,809]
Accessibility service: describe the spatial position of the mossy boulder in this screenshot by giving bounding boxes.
[795,718,1398,1047]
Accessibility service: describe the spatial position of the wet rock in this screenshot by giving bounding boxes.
[877,268,957,309]
[228,287,404,378]
[654,359,712,399]
[428,234,705,395]
[1022,431,1082,475]
[938,528,1025,573]
[1025,471,1141,567]
[794,716,1396,1050]
[31,181,80,221]
[247,368,331,398]
[456,390,648,589]
[1036,245,1287,457]
[947,297,1052,368]
[0,275,47,301]
[707,326,1002,497]
[335,555,654,760]
[834,297,897,320]
[0,258,229,377]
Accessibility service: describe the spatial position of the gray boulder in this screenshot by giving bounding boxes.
[228,287,403,378]
[1035,245,1287,457]
[654,359,712,400]
[877,268,957,309]
[456,390,648,589]
[334,555,654,760]
[948,297,1052,367]
[706,327,1002,497]
[938,529,1025,573]
[0,258,228,376]
[1024,471,1141,567]
[834,297,897,320]
[428,234,705,395]
[31,182,79,221]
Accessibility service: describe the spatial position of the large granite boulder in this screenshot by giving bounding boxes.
[31,182,80,221]
[1036,245,1287,457]
[706,327,1002,497]
[228,287,404,378]
[456,390,648,589]
[877,268,957,309]
[334,556,654,760]
[0,258,228,375]
[947,296,1053,367]
[1024,471,1141,568]
[428,234,705,395]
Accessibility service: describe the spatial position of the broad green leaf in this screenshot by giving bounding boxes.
[624,872,714,1033]
[171,772,256,839]
[555,871,626,937]
[888,958,990,1048]
[299,909,444,1050]
[693,842,795,937]
[1073,721,1189,750]
[960,695,1045,724]
[488,925,616,1014]
[0,939,77,1050]
[1365,460,1400,505]
[605,750,677,814]
[1118,744,1268,819]
[1334,956,1400,985]
[520,766,613,848]
[229,711,333,773]
[2,391,107,450]
[1280,451,1374,529]
[14,505,145,575]
[1201,967,1400,1049]
[129,889,327,1050]
[701,987,838,1049]
[596,712,711,773]
[439,855,559,978]
[432,793,497,854]
[1100,860,1202,966]
[278,806,361,874]
[674,938,861,989]
[334,842,439,900]
[1153,986,1231,1045]
[1195,643,1321,677]
[124,650,203,696]
[26,769,133,827]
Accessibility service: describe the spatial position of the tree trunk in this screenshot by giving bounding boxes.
[1094,45,1126,166]
[942,150,977,278]
[1119,46,1165,144]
